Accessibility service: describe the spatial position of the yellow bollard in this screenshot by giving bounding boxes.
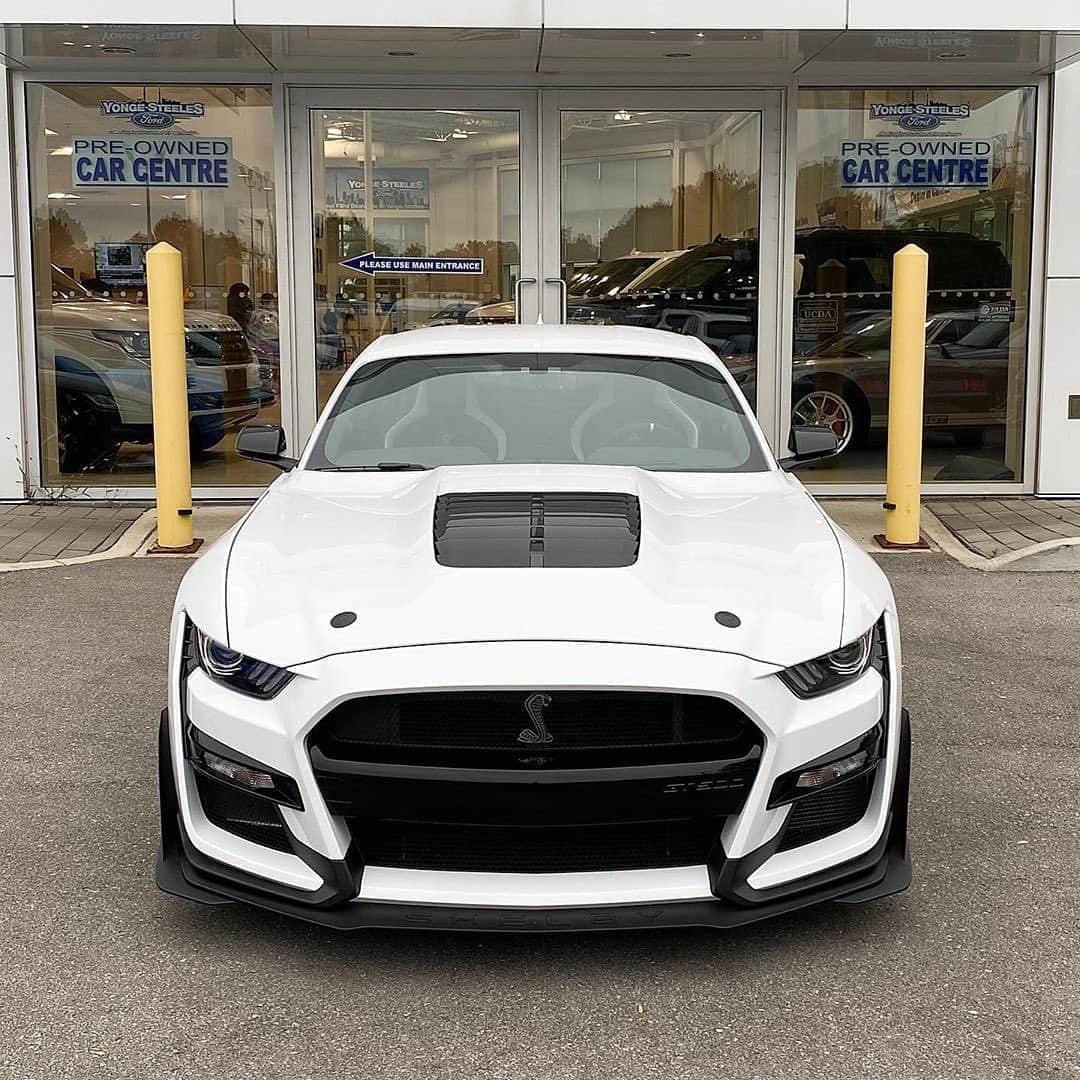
[879,244,930,549]
[147,242,198,552]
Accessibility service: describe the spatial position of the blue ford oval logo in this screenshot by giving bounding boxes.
[898,114,942,131]
[131,112,174,128]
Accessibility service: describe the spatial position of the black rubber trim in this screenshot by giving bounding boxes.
[156,707,912,931]
[308,746,761,784]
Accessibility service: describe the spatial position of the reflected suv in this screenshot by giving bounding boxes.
[41,267,270,472]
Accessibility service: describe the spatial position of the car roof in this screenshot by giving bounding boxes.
[355,322,725,367]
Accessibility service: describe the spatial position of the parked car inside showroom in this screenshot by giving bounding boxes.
[41,266,271,472]
[157,323,910,930]
[574,228,1014,457]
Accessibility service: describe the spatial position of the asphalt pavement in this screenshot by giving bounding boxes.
[1,555,1078,1079]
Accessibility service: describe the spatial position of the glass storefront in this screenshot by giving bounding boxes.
[559,109,763,411]
[21,81,1039,492]
[27,83,279,486]
[309,109,522,411]
[793,87,1036,482]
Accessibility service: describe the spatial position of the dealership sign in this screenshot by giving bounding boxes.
[840,138,991,189]
[868,101,971,131]
[326,167,430,210]
[100,99,205,129]
[340,252,484,276]
[72,135,232,187]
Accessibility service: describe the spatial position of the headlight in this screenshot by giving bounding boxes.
[91,328,151,358]
[778,619,885,698]
[186,621,294,698]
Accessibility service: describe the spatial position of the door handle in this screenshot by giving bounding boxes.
[514,277,537,325]
[546,277,567,324]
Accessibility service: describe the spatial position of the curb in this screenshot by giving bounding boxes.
[920,510,1080,571]
[0,509,157,574]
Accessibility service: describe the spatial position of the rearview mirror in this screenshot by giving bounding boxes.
[236,424,297,472]
[779,425,840,471]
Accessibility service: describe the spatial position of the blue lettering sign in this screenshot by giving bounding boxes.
[340,252,485,276]
[71,134,232,188]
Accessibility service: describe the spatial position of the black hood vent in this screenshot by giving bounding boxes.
[433,492,640,568]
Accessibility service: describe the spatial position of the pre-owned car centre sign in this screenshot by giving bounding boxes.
[840,138,992,188]
[72,135,232,187]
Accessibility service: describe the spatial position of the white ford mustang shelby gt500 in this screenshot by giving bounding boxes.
[157,324,911,931]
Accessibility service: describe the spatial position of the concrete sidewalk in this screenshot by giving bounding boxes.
[0,502,146,563]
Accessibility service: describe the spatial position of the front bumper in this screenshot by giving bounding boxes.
[156,634,912,930]
[158,707,910,930]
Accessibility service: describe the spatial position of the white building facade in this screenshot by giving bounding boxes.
[1,3,1079,499]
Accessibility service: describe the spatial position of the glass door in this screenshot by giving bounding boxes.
[540,91,783,448]
[289,90,540,433]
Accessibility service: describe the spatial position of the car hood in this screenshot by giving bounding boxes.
[47,300,241,333]
[222,465,846,670]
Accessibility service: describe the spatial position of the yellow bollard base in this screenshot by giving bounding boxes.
[148,538,205,556]
[873,533,930,551]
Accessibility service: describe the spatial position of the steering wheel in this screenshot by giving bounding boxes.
[606,420,688,447]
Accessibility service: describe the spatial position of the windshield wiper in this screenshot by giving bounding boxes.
[319,462,429,472]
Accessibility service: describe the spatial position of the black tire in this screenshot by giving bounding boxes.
[56,390,120,473]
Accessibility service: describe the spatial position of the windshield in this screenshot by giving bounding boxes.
[307,352,768,473]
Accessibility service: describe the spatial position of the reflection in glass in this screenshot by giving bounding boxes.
[28,83,280,487]
[792,87,1035,482]
[558,110,762,413]
[310,110,522,410]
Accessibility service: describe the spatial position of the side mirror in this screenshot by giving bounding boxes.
[779,425,840,471]
[235,424,297,472]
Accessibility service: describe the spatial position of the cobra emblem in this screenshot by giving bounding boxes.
[518,693,554,744]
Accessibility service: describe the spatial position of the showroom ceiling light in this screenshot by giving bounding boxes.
[49,146,73,156]
[47,192,80,199]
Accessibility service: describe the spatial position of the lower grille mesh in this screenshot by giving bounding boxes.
[194,772,290,852]
[354,818,720,873]
[777,772,875,851]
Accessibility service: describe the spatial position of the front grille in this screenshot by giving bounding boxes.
[354,819,719,873]
[433,492,640,567]
[194,771,290,852]
[311,690,758,770]
[186,329,252,366]
[777,772,875,852]
[309,690,762,875]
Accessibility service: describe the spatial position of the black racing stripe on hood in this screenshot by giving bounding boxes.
[433,492,640,568]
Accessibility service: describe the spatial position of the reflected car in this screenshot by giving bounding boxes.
[463,252,688,325]
[157,323,911,931]
[41,267,269,472]
[464,299,516,325]
[726,310,1016,454]
[415,301,481,328]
